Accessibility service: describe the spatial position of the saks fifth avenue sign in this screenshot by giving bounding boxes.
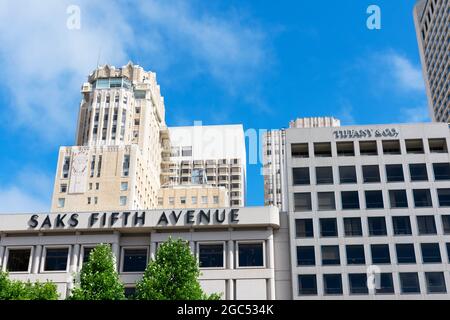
[27,209,240,230]
[333,128,399,139]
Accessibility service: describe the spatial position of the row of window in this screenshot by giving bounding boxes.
[293,189,450,212]
[296,242,450,267]
[57,196,128,208]
[292,163,450,185]
[298,272,447,296]
[1,242,265,273]
[295,215,450,238]
[158,196,220,206]
[291,138,448,158]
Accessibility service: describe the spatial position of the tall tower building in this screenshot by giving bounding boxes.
[413,0,450,122]
[51,63,167,212]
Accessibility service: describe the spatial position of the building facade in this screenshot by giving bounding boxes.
[157,185,229,209]
[413,0,450,122]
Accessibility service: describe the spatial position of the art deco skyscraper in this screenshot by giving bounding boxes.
[413,0,450,122]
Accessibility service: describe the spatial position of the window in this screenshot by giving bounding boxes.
[122,154,130,177]
[297,246,315,266]
[405,139,424,154]
[314,142,332,157]
[238,243,264,267]
[320,218,338,237]
[392,216,412,235]
[213,196,219,204]
[291,143,309,158]
[62,156,70,178]
[44,248,69,271]
[346,245,365,265]
[122,249,147,272]
[201,196,208,204]
[295,219,313,238]
[170,147,180,157]
[365,191,384,209]
[409,164,428,181]
[400,273,420,294]
[433,163,450,180]
[97,155,102,177]
[341,191,360,210]
[82,247,95,264]
[337,142,354,156]
[382,140,401,155]
[389,190,408,208]
[87,197,91,205]
[425,272,447,293]
[6,249,31,272]
[321,246,340,265]
[396,244,416,264]
[323,274,343,295]
[376,273,395,294]
[413,189,433,207]
[60,184,67,193]
[292,168,310,185]
[317,192,335,211]
[294,193,312,212]
[191,196,197,205]
[438,189,450,207]
[119,196,127,206]
[386,164,404,182]
[339,166,357,184]
[169,197,175,205]
[442,215,450,234]
[417,216,437,235]
[315,167,333,184]
[348,274,368,294]
[359,141,378,156]
[421,243,441,263]
[199,244,224,268]
[362,165,381,183]
[368,217,387,236]
[429,138,447,153]
[57,198,65,208]
[344,218,362,236]
[120,182,128,191]
[298,275,317,296]
[90,155,96,177]
[371,244,391,264]
[95,183,99,190]
[180,197,186,205]
[182,146,192,157]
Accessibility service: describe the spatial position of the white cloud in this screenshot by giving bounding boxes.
[0,187,49,214]
[382,52,425,92]
[401,106,431,123]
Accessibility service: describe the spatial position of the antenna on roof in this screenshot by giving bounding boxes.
[95,47,102,78]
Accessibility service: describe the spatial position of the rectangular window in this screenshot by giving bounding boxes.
[417,216,437,235]
[180,197,186,205]
[396,244,416,264]
[298,275,317,296]
[433,163,450,180]
[182,146,193,157]
[199,244,224,268]
[389,190,408,208]
[213,196,219,204]
[339,166,357,184]
[368,217,387,236]
[320,218,338,237]
[421,243,441,263]
[386,164,404,182]
[348,274,368,294]
[120,196,127,206]
[400,273,420,294]
[362,165,381,183]
[57,198,65,208]
[365,191,384,209]
[44,248,69,271]
[292,168,310,185]
[317,192,336,211]
[425,272,447,293]
[341,191,360,210]
[95,183,99,190]
[346,245,365,265]
[291,143,309,158]
[238,243,264,267]
[376,273,395,294]
[201,196,208,204]
[62,156,70,178]
[336,142,354,156]
[122,249,147,272]
[294,193,312,212]
[359,141,378,156]
[429,138,447,153]
[371,244,391,264]
[97,155,102,177]
[6,249,31,272]
[191,196,197,205]
[314,142,332,157]
[438,189,450,207]
[392,216,412,235]
[344,218,362,236]
[442,215,450,234]
[405,139,424,154]
[120,182,128,191]
[295,219,314,238]
[122,155,130,177]
[82,247,95,264]
[169,197,175,205]
[297,246,315,266]
[382,140,401,155]
[414,188,434,208]
[323,274,343,295]
[60,184,67,193]
[90,155,96,177]
[321,246,340,265]
[409,164,428,181]
[315,167,333,184]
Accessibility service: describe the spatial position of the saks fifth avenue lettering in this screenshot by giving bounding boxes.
[333,128,399,139]
[28,209,240,229]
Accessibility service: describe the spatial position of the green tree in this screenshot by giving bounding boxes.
[69,244,125,300]
[0,271,58,300]
[135,237,220,300]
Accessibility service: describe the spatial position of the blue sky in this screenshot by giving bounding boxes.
[0,0,428,212]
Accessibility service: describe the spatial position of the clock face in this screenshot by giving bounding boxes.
[72,152,88,174]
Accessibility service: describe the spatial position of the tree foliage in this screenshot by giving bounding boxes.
[136,237,220,300]
[0,271,59,300]
[69,244,125,300]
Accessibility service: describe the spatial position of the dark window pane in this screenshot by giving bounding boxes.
[123,249,147,272]
[317,192,336,211]
[362,165,381,183]
[421,243,442,263]
[6,249,31,272]
[199,244,224,268]
[409,164,428,181]
[382,140,401,155]
[368,217,387,236]
[437,189,450,207]
[344,218,362,236]
[429,138,447,153]
[295,219,314,238]
[238,243,264,267]
[371,244,391,264]
[413,189,433,207]
[339,166,357,184]
[417,216,437,235]
[433,163,450,180]
[293,168,310,185]
[349,274,368,294]
[298,275,317,295]
[294,193,312,212]
[320,218,338,237]
[389,190,408,208]
[346,245,365,265]
[359,141,378,156]
[341,191,360,210]
[323,274,343,295]
[83,247,95,264]
[400,273,420,294]
[337,142,355,156]
[386,164,404,182]
[321,246,340,265]
[396,244,416,264]
[426,272,447,293]
[392,216,412,235]
[314,143,332,157]
[442,215,450,234]
[316,167,333,184]
[291,143,309,158]
[405,139,424,154]
[376,273,395,294]
[365,191,384,209]
[297,246,315,266]
[44,248,69,271]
